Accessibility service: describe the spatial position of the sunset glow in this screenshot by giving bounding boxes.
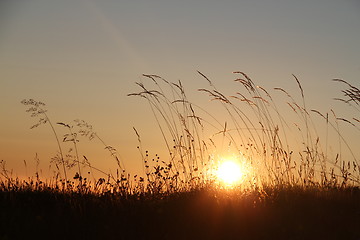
[216,159,245,186]
[1,2,360,239]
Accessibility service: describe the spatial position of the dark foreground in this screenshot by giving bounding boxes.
[1,186,360,240]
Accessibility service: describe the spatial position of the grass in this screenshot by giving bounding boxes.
[1,184,360,239]
[1,71,360,239]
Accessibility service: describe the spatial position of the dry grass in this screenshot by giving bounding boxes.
[1,71,359,239]
[128,72,359,189]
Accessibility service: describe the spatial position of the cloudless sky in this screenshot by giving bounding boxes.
[1,0,359,178]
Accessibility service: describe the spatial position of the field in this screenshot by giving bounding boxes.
[1,184,360,239]
[1,72,359,239]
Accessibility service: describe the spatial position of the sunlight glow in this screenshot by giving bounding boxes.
[216,159,244,186]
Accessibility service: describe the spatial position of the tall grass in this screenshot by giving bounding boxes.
[128,72,359,190]
[1,72,359,195]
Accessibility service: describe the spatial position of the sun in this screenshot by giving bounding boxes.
[216,159,244,186]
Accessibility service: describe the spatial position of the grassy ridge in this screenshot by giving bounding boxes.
[1,186,360,240]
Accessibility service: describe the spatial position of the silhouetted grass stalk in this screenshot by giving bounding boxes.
[21,99,68,187]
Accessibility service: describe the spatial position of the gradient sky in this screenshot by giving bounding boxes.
[1,0,359,178]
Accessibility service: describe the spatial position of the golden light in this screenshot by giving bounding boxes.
[216,159,244,186]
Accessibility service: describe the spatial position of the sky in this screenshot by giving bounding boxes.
[1,0,359,179]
